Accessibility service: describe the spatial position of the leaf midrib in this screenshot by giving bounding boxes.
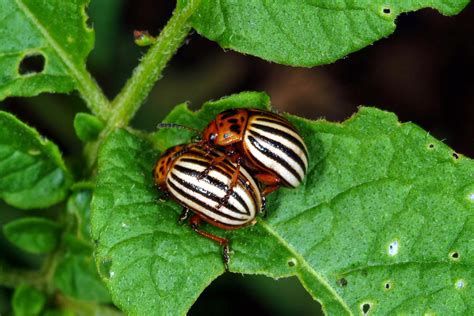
[259,220,353,315]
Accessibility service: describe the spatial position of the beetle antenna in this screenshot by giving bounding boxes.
[156,123,201,135]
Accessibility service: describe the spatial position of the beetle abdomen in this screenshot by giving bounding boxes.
[244,114,309,187]
[166,149,261,228]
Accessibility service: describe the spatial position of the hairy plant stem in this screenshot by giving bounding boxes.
[85,0,201,168]
[76,69,111,121]
[0,260,43,290]
[108,0,200,128]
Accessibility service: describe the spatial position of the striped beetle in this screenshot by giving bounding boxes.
[202,108,309,195]
[153,143,265,270]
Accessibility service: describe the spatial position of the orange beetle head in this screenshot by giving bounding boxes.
[153,144,186,187]
[203,109,248,147]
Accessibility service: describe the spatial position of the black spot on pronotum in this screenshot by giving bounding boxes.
[453,152,459,159]
[383,7,391,14]
[337,278,348,287]
[230,124,241,134]
[362,303,371,314]
[19,54,45,75]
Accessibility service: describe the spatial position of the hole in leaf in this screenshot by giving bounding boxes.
[388,240,399,256]
[287,258,297,267]
[453,152,459,159]
[450,251,460,260]
[337,278,348,287]
[428,144,434,149]
[456,279,465,289]
[384,282,391,290]
[469,193,474,202]
[382,7,391,14]
[19,54,45,75]
[362,303,371,314]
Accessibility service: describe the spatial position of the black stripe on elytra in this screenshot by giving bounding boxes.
[249,129,306,173]
[167,181,244,225]
[180,156,257,201]
[254,116,297,132]
[172,165,251,215]
[168,174,246,220]
[250,123,308,161]
[184,164,252,216]
[247,135,302,184]
[180,157,235,181]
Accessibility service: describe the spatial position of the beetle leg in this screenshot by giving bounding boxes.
[189,215,230,271]
[259,196,267,218]
[254,173,281,196]
[216,156,242,209]
[197,155,227,180]
[261,185,280,196]
[178,207,191,224]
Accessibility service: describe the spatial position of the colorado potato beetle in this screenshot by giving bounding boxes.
[202,108,309,195]
[153,143,265,269]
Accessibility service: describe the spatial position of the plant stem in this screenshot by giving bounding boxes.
[84,0,201,168]
[107,0,201,128]
[76,68,111,121]
[0,260,44,290]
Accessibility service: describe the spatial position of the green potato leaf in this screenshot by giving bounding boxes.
[184,0,470,66]
[12,284,46,316]
[74,113,105,143]
[67,188,93,241]
[54,235,111,303]
[0,0,94,99]
[3,217,61,253]
[0,111,72,209]
[91,92,474,315]
[53,191,110,303]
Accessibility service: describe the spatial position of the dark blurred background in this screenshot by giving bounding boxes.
[1,1,473,315]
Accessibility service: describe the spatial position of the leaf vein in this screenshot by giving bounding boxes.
[259,220,352,314]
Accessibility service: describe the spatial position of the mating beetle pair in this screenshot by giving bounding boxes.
[153,108,309,269]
